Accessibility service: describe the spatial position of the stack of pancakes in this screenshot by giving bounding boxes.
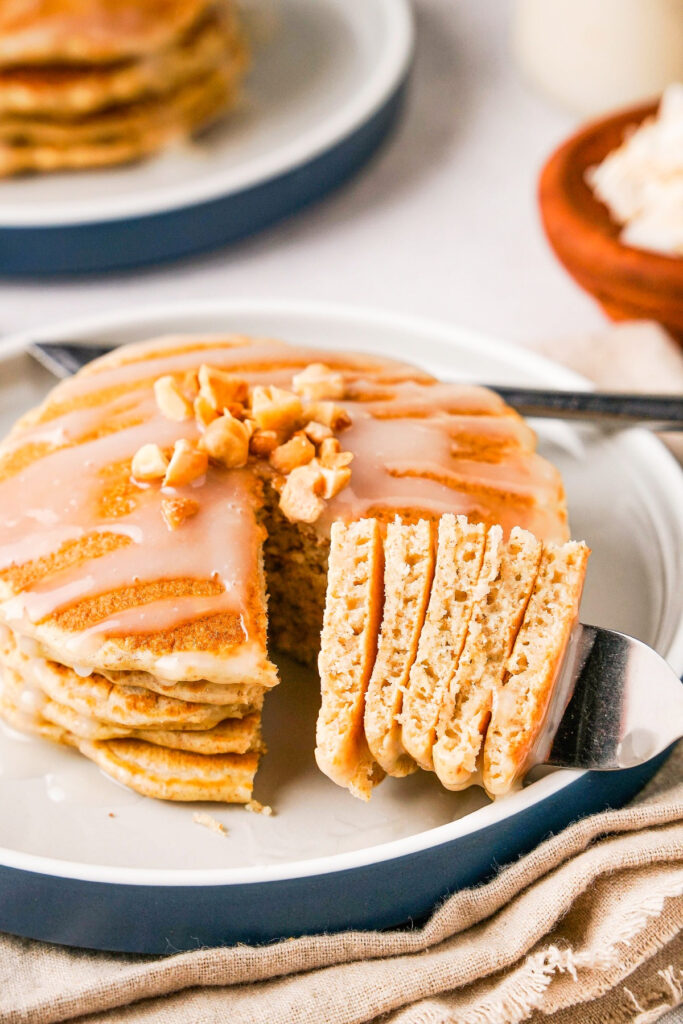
[316,516,589,799]
[0,333,570,804]
[0,0,248,177]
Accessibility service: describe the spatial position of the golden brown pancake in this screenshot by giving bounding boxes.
[0,0,209,67]
[0,65,240,176]
[315,519,385,800]
[0,333,569,803]
[0,9,245,118]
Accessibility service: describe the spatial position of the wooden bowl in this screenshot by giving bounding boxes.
[538,102,683,344]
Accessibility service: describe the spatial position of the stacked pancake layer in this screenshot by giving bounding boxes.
[316,515,589,799]
[0,0,248,176]
[0,333,569,803]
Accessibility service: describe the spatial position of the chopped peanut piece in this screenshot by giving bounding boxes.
[251,386,303,432]
[131,443,169,482]
[249,429,281,457]
[163,440,208,487]
[320,464,352,499]
[181,371,200,400]
[161,496,200,531]
[292,362,345,401]
[198,365,248,410]
[278,462,326,523]
[154,376,193,422]
[269,433,316,474]
[194,394,219,429]
[303,401,351,431]
[199,413,250,468]
[303,420,333,445]
[319,438,354,470]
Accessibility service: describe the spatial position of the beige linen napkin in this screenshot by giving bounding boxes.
[1,322,682,1024]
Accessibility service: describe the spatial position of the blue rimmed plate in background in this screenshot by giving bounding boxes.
[0,300,681,952]
[0,0,413,275]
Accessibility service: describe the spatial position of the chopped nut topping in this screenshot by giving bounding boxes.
[251,385,303,432]
[194,393,219,429]
[319,437,354,470]
[303,420,333,445]
[249,429,281,457]
[278,462,326,523]
[303,401,351,432]
[198,365,248,410]
[292,362,345,401]
[199,413,250,468]
[131,443,169,482]
[163,439,208,487]
[320,463,352,499]
[269,432,316,474]
[161,496,200,530]
[181,370,200,400]
[154,376,193,422]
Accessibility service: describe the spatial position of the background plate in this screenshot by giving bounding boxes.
[0,0,413,275]
[0,301,681,952]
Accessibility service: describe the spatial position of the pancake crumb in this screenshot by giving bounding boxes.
[245,799,273,816]
[193,811,228,836]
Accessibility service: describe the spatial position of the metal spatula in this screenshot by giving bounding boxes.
[540,624,681,771]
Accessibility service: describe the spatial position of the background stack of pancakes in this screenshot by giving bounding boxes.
[0,0,249,177]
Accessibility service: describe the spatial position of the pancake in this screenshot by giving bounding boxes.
[0,333,569,803]
[0,9,246,118]
[315,519,385,800]
[483,540,590,796]
[0,65,239,176]
[75,739,259,802]
[0,0,209,67]
[432,526,541,790]
[0,660,262,752]
[401,516,487,771]
[363,518,434,776]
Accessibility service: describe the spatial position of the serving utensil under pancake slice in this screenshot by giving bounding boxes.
[0,0,209,67]
[315,519,385,800]
[364,519,434,777]
[483,540,590,796]
[432,526,541,790]
[401,516,487,772]
[76,739,259,802]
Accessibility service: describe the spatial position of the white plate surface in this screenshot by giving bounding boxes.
[0,0,413,226]
[0,301,681,885]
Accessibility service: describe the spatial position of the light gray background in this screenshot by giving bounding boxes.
[0,0,603,349]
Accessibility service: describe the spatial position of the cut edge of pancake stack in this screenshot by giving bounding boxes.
[316,514,589,800]
[0,0,249,177]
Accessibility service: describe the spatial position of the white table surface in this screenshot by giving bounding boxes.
[0,0,605,352]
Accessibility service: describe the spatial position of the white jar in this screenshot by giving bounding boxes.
[513,0,683,115]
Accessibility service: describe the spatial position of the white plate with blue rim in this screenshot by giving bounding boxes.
[0,0,413,275]
[0,300,681,952]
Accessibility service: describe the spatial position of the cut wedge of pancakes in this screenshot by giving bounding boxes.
[0,0,248,176]
[316,516,589,801]
[0,333,570,804]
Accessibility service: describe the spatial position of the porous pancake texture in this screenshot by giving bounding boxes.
[0,333,570,803]
[0,1,248,176]
[318,515,589,800]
